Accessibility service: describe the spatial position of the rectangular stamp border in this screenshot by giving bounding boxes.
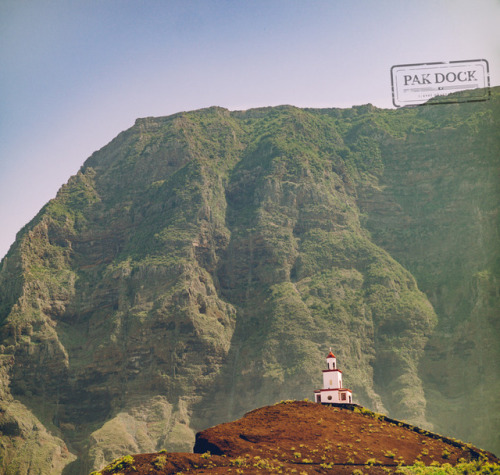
[391,59,490,107]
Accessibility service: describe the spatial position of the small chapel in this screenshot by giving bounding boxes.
[313,349,353,404]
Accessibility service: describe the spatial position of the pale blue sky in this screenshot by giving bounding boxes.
[1,0,499,259]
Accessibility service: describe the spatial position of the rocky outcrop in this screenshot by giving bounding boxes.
[0,90,498,473]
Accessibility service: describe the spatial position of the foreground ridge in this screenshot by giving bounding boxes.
[92,401,499,474]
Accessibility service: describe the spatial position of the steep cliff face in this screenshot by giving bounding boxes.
[357,95,500,453]
[0,90,498,473]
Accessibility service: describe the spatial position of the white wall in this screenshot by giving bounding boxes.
[317,389,352,404]
[322,370,342,389]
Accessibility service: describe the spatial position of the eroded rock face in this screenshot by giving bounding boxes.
[0,91,498,473]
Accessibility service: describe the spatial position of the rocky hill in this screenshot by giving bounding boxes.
[92,401,499,474]
[0,88,498,474]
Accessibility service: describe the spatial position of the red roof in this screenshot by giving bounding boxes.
[327,351,335,358]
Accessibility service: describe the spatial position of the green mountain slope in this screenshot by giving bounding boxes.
[0,89,498,474]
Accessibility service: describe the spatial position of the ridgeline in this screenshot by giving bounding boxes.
[0,88,498,474]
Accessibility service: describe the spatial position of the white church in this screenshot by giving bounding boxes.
[313,349,353,404]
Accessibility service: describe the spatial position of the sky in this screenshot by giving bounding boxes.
[1,0,499,260]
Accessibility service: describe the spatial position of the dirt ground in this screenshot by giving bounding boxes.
[94,401,499,474]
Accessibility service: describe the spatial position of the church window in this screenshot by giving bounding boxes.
[327,395,332,400]
[341,393,347,401]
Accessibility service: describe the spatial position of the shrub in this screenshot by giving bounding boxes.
[230,457,247,467]
[152,455,167,469]
[102,455,135,473]
[253,458,277,470]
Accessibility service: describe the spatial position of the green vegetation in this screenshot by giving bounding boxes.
[152,454,167,469]
[101,455,135,473]
[395,460,500,474]
[0,89,498,472]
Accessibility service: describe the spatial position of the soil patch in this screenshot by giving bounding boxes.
[93,401,499,474]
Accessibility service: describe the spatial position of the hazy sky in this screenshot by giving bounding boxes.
[1,0,499,259]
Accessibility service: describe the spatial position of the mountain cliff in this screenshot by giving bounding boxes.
[0,88,498,474]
